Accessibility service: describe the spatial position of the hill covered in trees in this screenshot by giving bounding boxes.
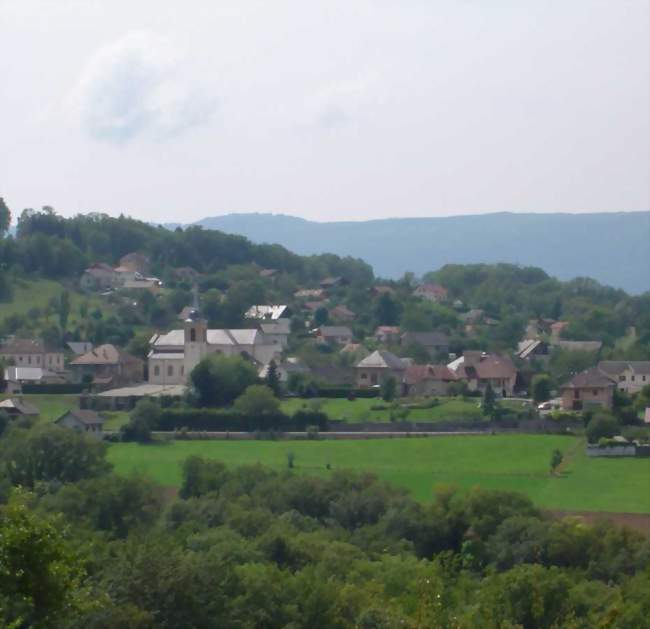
[183,211,650,293]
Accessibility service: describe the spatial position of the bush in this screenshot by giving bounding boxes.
[586,413,620,444]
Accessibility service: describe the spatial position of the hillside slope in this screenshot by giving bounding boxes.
[189,212,650,293]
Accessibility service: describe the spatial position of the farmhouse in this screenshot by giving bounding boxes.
[448,351,518,397]
[149,309,279,385]
[355,350,407,388]
[56,409,105,439]
[413,283,448,303]
[317,326,354,345]
[400,331,449,360]
[0,397,40,417]
[80,263,117,290]
[559,367,615,411]
[319,276,348,289]
[0,338,65,372]
[69,344,144,389]
[403,364,459,396]
[597,361,650,394]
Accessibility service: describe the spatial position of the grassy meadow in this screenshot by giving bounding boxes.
[107,435,650,513]
[280,396,487,422]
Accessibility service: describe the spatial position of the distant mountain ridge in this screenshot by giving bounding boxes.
[178,211,649,293]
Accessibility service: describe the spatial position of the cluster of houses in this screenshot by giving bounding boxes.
[80,253,161,292]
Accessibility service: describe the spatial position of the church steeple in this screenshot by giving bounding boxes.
[184,284,208,374]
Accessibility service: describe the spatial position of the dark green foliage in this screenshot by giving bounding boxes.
[381,376,397,402]
[0,197,10,235]
[482,383,496,417]
[586,413,620,444]
[120,398,160,442]
[550,449,563,473]
[531,374,552,403]
[189,354,258,407]
[0,423,110,488]
[265,360,281,396]
[374,292,400,325]
[234,385,280,416]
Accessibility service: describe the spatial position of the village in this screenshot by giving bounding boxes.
[2,251,649,460]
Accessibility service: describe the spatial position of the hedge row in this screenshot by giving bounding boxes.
[22,383,85,394]
[157,408,329,432]
[314,387,380,399]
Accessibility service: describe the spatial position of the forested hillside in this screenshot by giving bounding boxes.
[187,211,650,293]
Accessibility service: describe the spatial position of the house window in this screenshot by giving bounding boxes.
[573,390,580,399]
[619,375,625,381]
[28,356,31,364]
[593,389,599,396]
[631,375,635,382]
[190,328,196,342]
[167,365,174,376]
[36,356,40,364]
[360,373,367,379]
[154,365,160,376]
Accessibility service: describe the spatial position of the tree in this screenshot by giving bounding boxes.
[531,374,552,403]
[0,491,96,627]
[374,293,400,325]
[234,385,280,416]
[482,383,496,418]
[0,424,110,488]
[58,290,71,330]
[550,449,563,475]
[586,413,620,443]
[120,399,160,443]
[265,360,281,396]
[314,307,329,327]
[0,197,10,236]
[189,354,258,407]
[381,376,397,402]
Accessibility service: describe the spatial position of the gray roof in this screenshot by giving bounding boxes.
[562,367,615,389]
[58,409,104,426]
[152,328,265,349]
[356,350,407,370]
[0,398,40,415]
[260,319,291,335]
[67,341,94,355]
[599,361,650,376]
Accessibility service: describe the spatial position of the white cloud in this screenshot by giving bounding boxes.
[67,31,217,143]
[307,75,381,129]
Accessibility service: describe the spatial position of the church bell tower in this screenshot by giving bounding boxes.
[183,285,208,375]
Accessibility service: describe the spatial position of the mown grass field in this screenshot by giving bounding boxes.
[107,435,650,513]
[280,396,487,422]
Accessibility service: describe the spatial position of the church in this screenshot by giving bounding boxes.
[148,308,282,385]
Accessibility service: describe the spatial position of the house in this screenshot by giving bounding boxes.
[516,339,551,362]
[119,252,151,275]
[403,364,458,397]
[448,351,518,397]
[556,340,603,354]
[355,350,407,388]
[374,326,401,344]
[0,338,65,372]
[317,326,354,345]
[3,367,67,394]
[413,283,448,303]
[319,276,348,289]
[644,407,650,424]
[245,305,291,320]
[0,397,40,417]
[56,409,105,439]
[259,268,277,278]
[597,361,650,394]
[330,304,356,322]
[69,344,144,388]
[178,306,196,321]
[294,288,327,300]
[113,266,143,285]
[560,367,615,411]
[67,341,94,356]
[260,318,291,349]
[80,263,117,290]
[400,331,449,360]
[149,310,280,385]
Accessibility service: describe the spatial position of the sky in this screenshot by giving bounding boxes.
[1,0,648,224]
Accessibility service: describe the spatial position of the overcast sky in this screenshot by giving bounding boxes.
[1,0,648,223]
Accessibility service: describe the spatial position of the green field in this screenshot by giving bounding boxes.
[107,435,650,513]
[280,396,486,422]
